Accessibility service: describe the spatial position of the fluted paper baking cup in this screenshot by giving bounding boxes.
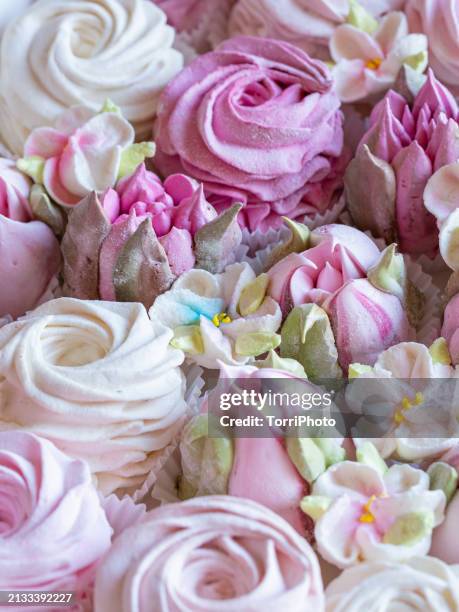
[101,493,146,538]
[238,196,346,274]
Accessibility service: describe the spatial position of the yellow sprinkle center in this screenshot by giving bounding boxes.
[366,57,382,70]
[359,494,388,523]
[212,312,232,327]
[394,392,424,424]
[359,495,377,523]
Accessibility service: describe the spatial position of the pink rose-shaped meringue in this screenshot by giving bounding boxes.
[0,158,60,318]
[268,224,381,313]
[325,278,414,371]
[155,35,347,232]
[94,496,324,612]
[441,293,459,365]
[21,103,154,207]
[0,431,112,597]
[407,0,459,95]
[331,11,427,102]
[345,70,459,257]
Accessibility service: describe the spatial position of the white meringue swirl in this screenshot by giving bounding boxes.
[0,0,183,153]
[326,557,459,611]
[0,298,187,495]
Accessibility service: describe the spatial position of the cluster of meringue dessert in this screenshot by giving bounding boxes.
[2,1,459,611]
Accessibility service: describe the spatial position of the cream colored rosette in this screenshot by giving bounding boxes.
[0,0,183,153]
[326,557,459,611]
[0,298,187,495]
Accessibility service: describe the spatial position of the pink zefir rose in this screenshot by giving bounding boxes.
[0,431,112,601]
[94,496,325,612]
[0,157,60,318]
[154,35,347,232]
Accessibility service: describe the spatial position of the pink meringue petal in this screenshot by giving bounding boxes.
[331,24,383,62]
[24,127,68,159]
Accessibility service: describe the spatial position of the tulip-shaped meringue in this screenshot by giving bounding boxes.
[345,69,459,257]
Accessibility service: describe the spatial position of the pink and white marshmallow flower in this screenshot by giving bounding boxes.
[150,263,282,369]
[302,456,445,569]
[424,161,459,271]
[347,342,459,461]
[20,103,152,207]
[330,11,427,102]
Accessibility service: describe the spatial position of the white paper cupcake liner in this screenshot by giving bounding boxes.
[101,493,147,539]
[130,429,185,504]
[174,34,198,64]
[172,0,233,54]
[237,196,347,274]
[150,449,183,507]
[303,194,346,230]
[362,231,441,345]
[149,366,208,506]
[407,256,441,346]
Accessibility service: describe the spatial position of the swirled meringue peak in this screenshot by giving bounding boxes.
[0,431,112,595]
[0,0,183,154]
[155,35,347,232]
[94,495,324,612]
[0,298,187,495]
